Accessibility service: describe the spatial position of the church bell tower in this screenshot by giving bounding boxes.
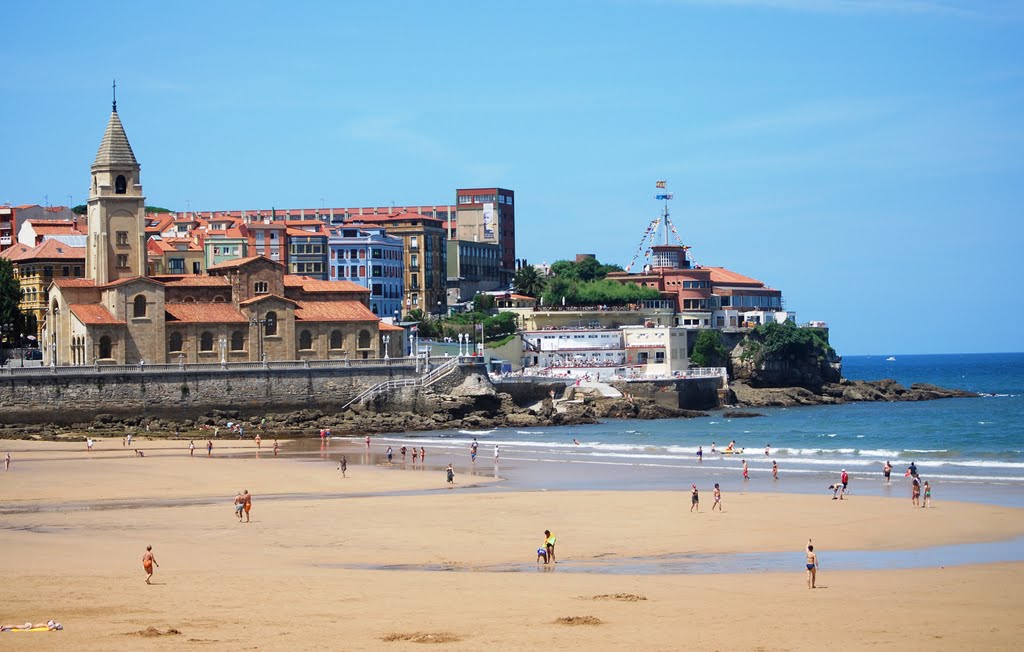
[87,83,146,284]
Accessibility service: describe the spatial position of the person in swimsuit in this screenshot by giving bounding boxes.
[494,445,500,462]
[143,545,159,584]
[234,492,244,521]
[922,481,931,508]
[545,530,557,563]
[806,544,818,588]
[420,447,425,463]
[883,460,892,482]
[697,446,703,462]
[742,459,749,480]
[242,490,252,522]
[711,442,717,454]
[4,452,10,471]
[912,476,921,507]
[207,440,213,457]
[412,447,418,463]
[772,460,778,480]
[537,545,549,564]
[365,435,371,448]
[765,443,770,456]
[386,446,393,464]
[446,463,454,484]
[273,440,279,457]
[690,484,699,512]
[254,433,261,449]
[339,456,347,477]
[712,483,722,511]
[189,440,195,457]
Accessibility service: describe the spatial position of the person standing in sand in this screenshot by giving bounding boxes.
[545,530,557,563]
[712,483,722,511]
[339,456,347,477]
[446,463,454,484]
[189,440,195,457]
[922,481,931,508]
[234,492,244,521]
[87,437,94,452]
[841,469,849,494]
[255,433,261,450]
[207,440,213,457]
[243,490,252,523]
[911,476,921,507]
[386,446,393,464]
[4,452,10,471]
[690,484,699,512]
[742,459,749,480]
[805,544,818,588]
[142,545,159,584]
[420,447,425,463]
[273,440,279,457]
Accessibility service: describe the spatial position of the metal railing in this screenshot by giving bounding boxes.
[341,355,477,409]
[0,357,417,377]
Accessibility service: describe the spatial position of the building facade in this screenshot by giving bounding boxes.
[453,187,516,284]
[329,226,404,320]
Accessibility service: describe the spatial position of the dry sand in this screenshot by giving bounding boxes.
[1,438,1023,651]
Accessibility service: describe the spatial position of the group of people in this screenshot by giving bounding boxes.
[689,483,723,512]
[233,490,253,523]
[903,461,932,507]
[385,445,427,465]
[535,530,557,564]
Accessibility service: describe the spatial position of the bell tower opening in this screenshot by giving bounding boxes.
[115,175,127,194]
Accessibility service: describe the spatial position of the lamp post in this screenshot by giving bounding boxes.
[249,314,273,363]
[382,334,390,360]
[219,336,227,367]
[49,341,55,369]
[178,352,185,369]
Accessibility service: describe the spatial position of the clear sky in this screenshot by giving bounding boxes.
[3,1,1022,356]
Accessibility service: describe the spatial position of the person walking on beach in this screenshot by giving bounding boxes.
[87,438,94,452]
[494,445,500,463]
[911,476,921,507]
[207,440,213,457]
[805,544,818,589]
[273,440,279,457]
[412,447,418,463]
[922,481,931,508]
[142,545,159,585]
[446,463,454,484]
[697,446,703,462]
[420,447,425,463]
[742,459,749,480]
[242,490,252,523]
[127,432,133,447]
[400,445,407,462]
[4,452,10,471]
[772,460,778,480]
[690,484,699,512]
[545,530,557,564]
[365,435,371,448]
[234,492,244,522]
[189,440,195,457]
[883,460,892,482]
[712,483,722,511]
[386,446,393,464]
[254,433,261,450]
[840,469,849,494]
[339,456,347,477]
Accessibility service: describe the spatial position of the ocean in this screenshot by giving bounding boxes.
[356,353,1024,504]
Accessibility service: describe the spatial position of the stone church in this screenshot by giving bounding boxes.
[43,101,402,365]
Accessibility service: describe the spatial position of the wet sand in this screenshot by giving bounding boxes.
[2,437,1023,650]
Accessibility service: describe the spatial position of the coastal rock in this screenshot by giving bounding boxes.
[731,378,978,408]
[722,411,764,418]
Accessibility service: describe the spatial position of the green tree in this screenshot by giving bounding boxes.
[690,329,728,367]
[0,259,24,335]
[472,294,495,312]
[512,266,546,297]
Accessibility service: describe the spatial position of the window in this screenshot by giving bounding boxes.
[199,331,214,351]
[169,332,183,352]
[329,330,342,349]
[230,330,245,351]
[357,330,371,349]
[264,311,277,336]
[298,330,313,350]
[116,231,129,245]
[410,254,418,267]
[115,175,127,194]
[99,336,112,359]
[133,294,147,318]
[409,236,418,250]
[117,255,129,268]
[254,281,269,294]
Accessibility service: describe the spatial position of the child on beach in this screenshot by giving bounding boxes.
[922,481,931,507]
[545,530,557,563]
[537,546,549,563]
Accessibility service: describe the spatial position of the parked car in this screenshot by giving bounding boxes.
[24,349,42,360]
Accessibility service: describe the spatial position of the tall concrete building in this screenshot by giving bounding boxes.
[453,187,516,285]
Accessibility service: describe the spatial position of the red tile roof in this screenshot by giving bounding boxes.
[16,239,86,261]
[165,303,248,323]
[27,220,84,235]
[346,211,443,225]
[707,267,770,287]
[238,294,298,308]
[53,278,97,288]
[379,322,404,332]
[100,276,164,289]
[284,276,367,293]
[69,303,124,325]
[295,300,379,322]
[154,275,231,287]
[0,243,31,260]
[207,255,282,271]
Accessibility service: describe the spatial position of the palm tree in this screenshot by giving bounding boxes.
[513,266,546,297]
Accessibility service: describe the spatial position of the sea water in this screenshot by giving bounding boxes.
[364,353,1024,502]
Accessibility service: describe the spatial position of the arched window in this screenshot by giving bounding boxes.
[99,335,112,359]
[133,294,147,318]
[200,331,214,351]
[264,311,278,336]
[254,281,268,294]
[329,330,342,349]
[230,330,244,351]
[169,332,183,352]
[182,296,195,303]
[115,175,127,194]
[358,329,371,349]
[298,330,313,350]
[213,295,225,303]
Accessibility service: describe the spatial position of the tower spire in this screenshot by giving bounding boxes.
[112,78,117,112]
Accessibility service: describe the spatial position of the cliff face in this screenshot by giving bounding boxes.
[728,324,842,392]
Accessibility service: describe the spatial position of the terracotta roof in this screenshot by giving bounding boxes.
[0,243,31,260]
[505,294,536,301]
[284,276,367,293]
[100,276,163,289]
[27,221,83,235]
[15,239,86,261]
[286,228,328,237]
[207,255,282,271]
[154,275,231,287]
[379,322,405,332]
[70,303,124,325]
[53,278,97,288]
[165,303,248,323]
[238,294,298,308]
[707,267,769,287]
[294,300,379,322]
[347,211,443,225]
[93,110,138,168]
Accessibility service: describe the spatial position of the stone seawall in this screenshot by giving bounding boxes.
[0,365,422,425]
[610,377,723,411]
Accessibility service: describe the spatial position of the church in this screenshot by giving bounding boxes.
[43,99,402,366]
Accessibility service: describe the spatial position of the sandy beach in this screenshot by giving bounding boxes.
[2,437,1023,650]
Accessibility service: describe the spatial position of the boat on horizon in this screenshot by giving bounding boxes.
[886,356,897,361]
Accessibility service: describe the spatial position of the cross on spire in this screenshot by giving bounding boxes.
[112,79,117,112]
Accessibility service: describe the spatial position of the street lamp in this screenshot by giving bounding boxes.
[178,352,185,369]
[382,334,390,360]
[219,336,227,366]
[249,314,273,362]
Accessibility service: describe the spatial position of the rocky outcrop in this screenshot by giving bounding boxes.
[729,378,977,408]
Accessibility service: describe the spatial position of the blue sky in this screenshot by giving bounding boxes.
[2,0,1022,355]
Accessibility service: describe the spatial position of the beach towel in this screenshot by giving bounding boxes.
[1,620,62,632]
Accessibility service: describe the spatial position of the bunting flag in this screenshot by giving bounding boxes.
[656,180,666,189]
[655,194,674,201]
